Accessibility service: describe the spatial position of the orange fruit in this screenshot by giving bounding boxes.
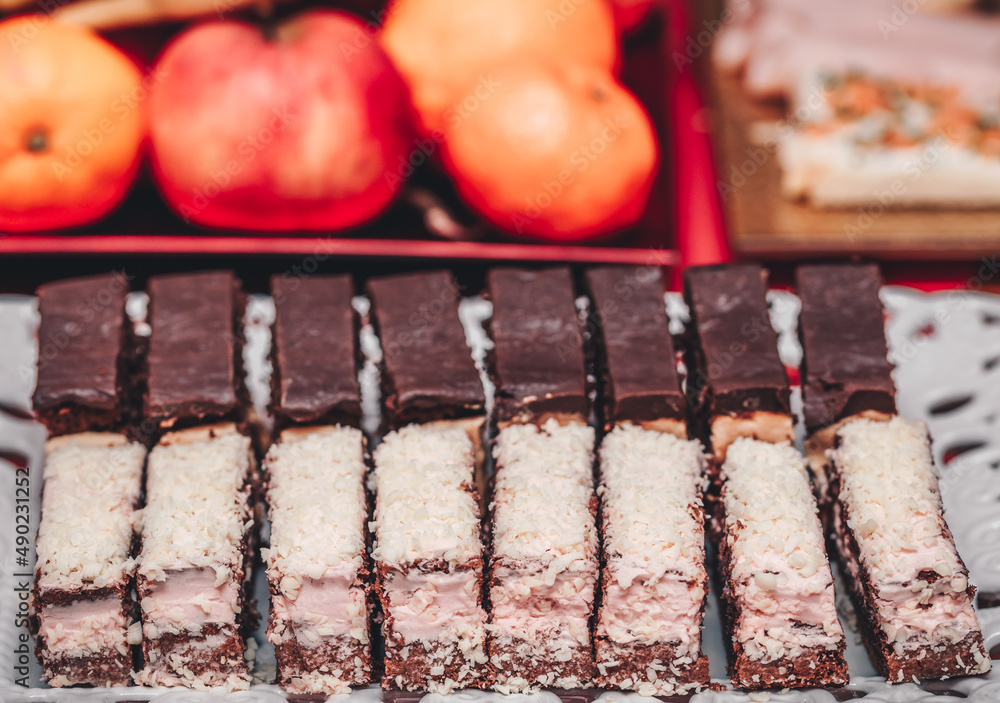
[440,61,657,242]
[380,0,619,135]
[0,17,146,232]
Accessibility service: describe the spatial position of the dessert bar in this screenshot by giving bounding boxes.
[490,420,598,692]
[135,424,255,691]
[371,424,489,692]
[595,424,710,695]
[829,417,990,682]
[264,425,371,693]
[32,272,132,436]
[33,433,146,687]
[683,264,793,458]
[270,274,362,429]
[487,267,588,426]
[779,72,1000,208]
[367,270,485,429]
[583,266,686,436]
[796,263,896,496]
[144,271,247,432]
[718,438,848,689]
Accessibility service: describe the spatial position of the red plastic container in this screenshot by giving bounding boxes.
[0,0,713,267]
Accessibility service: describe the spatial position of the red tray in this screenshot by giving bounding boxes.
[0,0,707,266]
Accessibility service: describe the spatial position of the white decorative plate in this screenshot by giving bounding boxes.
[1,286,999,702]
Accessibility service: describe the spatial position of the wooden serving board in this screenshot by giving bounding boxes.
[704,42,1000,261]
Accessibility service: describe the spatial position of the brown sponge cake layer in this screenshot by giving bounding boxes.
[273,635,370,693]
[594,640,709,695]
[489,639,593,693]
[39,647,135,688]
[137,625,248,689]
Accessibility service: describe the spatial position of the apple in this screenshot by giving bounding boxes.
[148,10,414,232]
[612,0,657,33]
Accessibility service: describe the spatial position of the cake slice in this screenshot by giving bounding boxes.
[145,271,248,433]
[583,266,686,436]
[595,424,710,695]
[718,438,848,689]
[263,425,371,693]
[34,433,146,687]
[489,420,598,692]
[367,270,486,429]
[135,424,255,691]
[32,272,132,437]
[683,264,793,459]
[371,424,490,692]
[829,417,990,682]
[779,72,1000,209]
[796,263,896,502]
[270,274,361,430]
[487,267,588,426]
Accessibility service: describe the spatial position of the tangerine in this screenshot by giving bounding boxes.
[380,0,619,135]
[440,61,657,241]
[0,17,146,232]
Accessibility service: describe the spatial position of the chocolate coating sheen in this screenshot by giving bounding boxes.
[145,270,245,428]
[487,267,588,424]
[33,272,131,435]
[796,263,896,434]
[683,264,790,418]
[367,270,485,427]
[271,274,361,429]
[584,266,684,428]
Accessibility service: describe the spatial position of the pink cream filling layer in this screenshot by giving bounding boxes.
[834,505,976,643]
[736,571,840,634]
[41,598,128,656]
[490,567,594,650]
[142,568,240,635]
[384,569,485,643]
[730,563,843,663]
[271,567,368,646]
[599,570,704,647]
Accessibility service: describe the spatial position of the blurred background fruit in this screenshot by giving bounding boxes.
[0,0,663,244]
[0,17,147,232]
[440,60,657,241]
[148,10,414,232]
[611,0,657,32]
[380,0,620,135]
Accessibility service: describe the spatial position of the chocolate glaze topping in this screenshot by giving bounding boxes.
[271,274,361,428]
[683,264,790,419]
[584,266,684,428]
[487,267,587,423]
[33,272,131,435]
[796,263,896,435]
[145,270,245,428]
[367,270,484,427]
